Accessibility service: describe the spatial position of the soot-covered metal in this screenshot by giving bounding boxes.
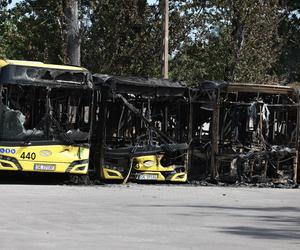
[90,76,300,185]
[0,64,92,89]
[189,81,300,185]
[90,75,190,182]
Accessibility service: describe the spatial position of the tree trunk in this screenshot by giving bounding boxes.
[229,1,245,81]
[64,0,80,66]
[161,0,169,79]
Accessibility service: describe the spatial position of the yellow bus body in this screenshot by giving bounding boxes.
[103,154,187,183]
[0,144,89,174]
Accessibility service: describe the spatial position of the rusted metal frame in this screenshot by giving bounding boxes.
[87,92,93,129]
[295,94,300,183]
[257,97,271,179]
[31,88,37,128]
[269,102,275,145]
[285,107,289,137]
[214,85,298,183]
[227,84,294,95]
[88,90,98,175]
[147,97,152,144]
[89,89,106,179]
[0,85,4,138]
[98,92,107,179]
[75,95,83,128]
[163,105,168,133]
[199,119,203,143]
[219,105,229,152]
[189,90,201,102]
[117,105,125,137]
[189,100,215,104]
[115,93,175,144]
[0,85,3,104]
[223,101,300,107]
[44,88,51,140]
[176,103,181,141]
[210,88,220,181]
[204,89,215,102]
[187,88,193,180]
[272,95,280,142]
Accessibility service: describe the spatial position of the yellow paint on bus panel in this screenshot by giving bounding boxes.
[102,154,187,182]
[134,154,175,172]
[0,59,88,72]
[102,168,124,180]
[0,144,89,174]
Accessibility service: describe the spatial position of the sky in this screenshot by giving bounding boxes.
[10,0,18,6]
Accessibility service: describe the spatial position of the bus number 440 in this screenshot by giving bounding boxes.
[20,152,36,160]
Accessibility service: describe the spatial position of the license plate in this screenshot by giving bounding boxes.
[137,174,157,180]
[34,164,56,171]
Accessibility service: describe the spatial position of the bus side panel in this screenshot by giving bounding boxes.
[0,145,89,174]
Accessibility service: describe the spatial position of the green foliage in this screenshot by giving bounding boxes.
[0,0,299,83]
[170,0,233,83]
[170,0,282,84]
[82,0,162,77]
[0,0,12,58]
[1,0,66,63]
[230,0,281,83]
[276,0,300,82]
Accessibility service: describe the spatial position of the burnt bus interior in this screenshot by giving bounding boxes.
[190,81,300,184]
[187,82,216,179]
[90,75,190,179]
[0,64,92,145]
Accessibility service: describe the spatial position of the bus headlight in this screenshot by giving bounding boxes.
[143,160,155,168]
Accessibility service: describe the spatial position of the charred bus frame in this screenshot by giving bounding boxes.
[189,81,300,184]
[90,75,191,182]
[0,60,93,176]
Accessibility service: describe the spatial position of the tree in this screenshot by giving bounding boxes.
[170,0,281,84]
[0,0,66,63]
[82,0,162,77]
[64,0,80,66]
[229,0,281,83]
[0,0,13,58]
[0,0,294,84]
[276,0,300,82]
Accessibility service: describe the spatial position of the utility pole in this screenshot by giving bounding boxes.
[65,0,81,66]
[161,0,169,79]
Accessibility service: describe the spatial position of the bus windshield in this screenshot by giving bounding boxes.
[0,60,92,144]
[0,87,91,144]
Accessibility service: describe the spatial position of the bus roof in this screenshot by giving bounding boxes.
[0,59,88,71]
[0,59,92,89]
[93,74,187,97]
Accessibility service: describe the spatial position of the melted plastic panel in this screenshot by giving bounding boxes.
[0,65,91,89]
[0,104,43,140]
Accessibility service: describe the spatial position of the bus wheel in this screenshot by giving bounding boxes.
[68,174,91,185]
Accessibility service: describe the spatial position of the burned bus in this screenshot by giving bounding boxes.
[189,81,300,184]
[0,60,92,176]
[90,75,190,182]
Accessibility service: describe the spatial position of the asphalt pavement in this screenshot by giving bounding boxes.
[0,184,299,250]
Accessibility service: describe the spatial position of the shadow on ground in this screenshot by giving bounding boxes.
[220,226,300,240]
[0,171,72,185]
[130,204,300,241]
